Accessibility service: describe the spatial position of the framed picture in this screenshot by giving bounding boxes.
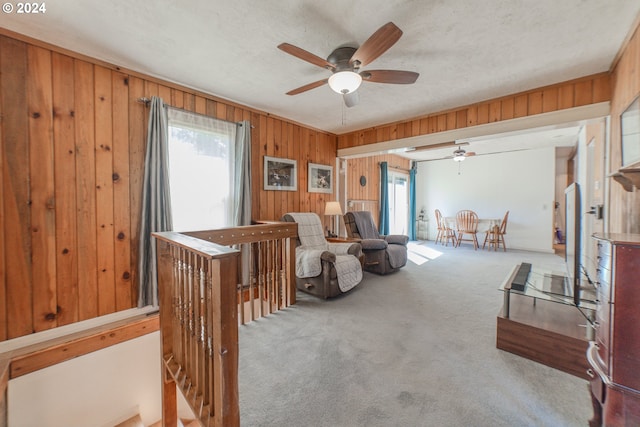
[308,162,333,194]
[264,156,297,191]
[621,95,640,167]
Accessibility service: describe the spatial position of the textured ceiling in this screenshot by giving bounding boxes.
[2,0,638,137]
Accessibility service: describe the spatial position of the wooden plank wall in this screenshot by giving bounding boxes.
[337,73,610,149]
[346,154,411,227]
[609,20,640,233]
[0,34,337,341]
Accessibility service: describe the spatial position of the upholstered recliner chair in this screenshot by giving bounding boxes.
[344,211,409,275]
[282,213,363,299]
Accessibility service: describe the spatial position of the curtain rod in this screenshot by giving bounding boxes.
[378,162,410,173]
[137,97,254,128]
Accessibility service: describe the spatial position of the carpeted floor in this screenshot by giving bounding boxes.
[238,241,592,426]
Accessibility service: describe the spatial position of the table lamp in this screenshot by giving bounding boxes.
[324,201,343,238]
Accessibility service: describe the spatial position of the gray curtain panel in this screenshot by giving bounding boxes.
[379,161,390,235]
[235,120,252,286]
[138,96,173,307]
[233,120,252,227]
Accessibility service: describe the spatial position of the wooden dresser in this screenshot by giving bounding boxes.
[588,233,640,427]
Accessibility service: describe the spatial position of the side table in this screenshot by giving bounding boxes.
[417,219,428,240]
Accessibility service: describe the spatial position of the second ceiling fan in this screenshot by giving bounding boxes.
[278,22,419,107]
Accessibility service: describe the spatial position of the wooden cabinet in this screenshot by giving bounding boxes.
[588,233,640,426]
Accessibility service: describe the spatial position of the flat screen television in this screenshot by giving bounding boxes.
[564,182,581,306]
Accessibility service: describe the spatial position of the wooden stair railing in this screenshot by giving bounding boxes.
[155,232,241,427]
[154,222,297,427]
[184,221,298,325]
[0,222,297,427]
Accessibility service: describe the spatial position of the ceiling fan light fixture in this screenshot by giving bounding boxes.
[453,148,466,161]
[328,71,362,94]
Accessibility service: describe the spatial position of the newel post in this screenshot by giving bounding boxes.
[211,254,240,426]
[156,239,178,427]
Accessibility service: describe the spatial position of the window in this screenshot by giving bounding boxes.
[167,108,237,231]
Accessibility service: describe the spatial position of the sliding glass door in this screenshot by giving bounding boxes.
[387,171,409,235]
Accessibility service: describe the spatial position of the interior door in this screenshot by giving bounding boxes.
[388,171,409,235]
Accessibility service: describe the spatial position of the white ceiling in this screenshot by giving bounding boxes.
[2,0,638,138]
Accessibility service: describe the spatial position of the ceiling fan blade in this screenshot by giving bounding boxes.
[465,151,477,157]
[418,155,454,162]
[278,43,336,70]
[349,22,403,67]
[286,79,329,95]
[411,141,470,152]
[343,91,360,108]
[361,70,419,84]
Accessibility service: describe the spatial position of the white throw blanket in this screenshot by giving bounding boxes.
[288,213,362,292]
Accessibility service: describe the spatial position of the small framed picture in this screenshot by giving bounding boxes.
[308,163,333,194]
[264,156,297,191]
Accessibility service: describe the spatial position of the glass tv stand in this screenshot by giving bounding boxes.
[496,263,596,378]
[499,263,596,319]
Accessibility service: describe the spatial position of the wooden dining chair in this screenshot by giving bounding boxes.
[434,209,445,244]
[483,211,509,251]
[455,210,479,250]
[435,209,457,246]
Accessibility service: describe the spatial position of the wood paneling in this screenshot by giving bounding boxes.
[52,52,78,326]
[337,73,611,149]
[127,76,146,304]
[112,72,132,311]
[74,59,99,321]
[346,154,411,226]
[94,65,116,316]
[27,45,57,333]
[2,37,32,339]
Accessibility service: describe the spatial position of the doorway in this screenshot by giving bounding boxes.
[387,170,409,235]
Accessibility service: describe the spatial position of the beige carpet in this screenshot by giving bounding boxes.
[238,241,591,426]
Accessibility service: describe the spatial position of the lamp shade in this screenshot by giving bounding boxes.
[324,201,343,216]
[328,71,362,94]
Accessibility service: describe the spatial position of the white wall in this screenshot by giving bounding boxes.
[416,147,556,252]
[555,154,569,240]
[8,332,192,427]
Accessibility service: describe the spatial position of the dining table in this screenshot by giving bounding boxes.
[444,216,501,233]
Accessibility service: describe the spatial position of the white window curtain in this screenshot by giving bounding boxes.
[167,107,237,231]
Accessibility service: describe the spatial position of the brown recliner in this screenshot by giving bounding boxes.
[344,211,409,275]
[282,213,363,299]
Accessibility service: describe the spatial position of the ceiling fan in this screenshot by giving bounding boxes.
[451,148,476,162]
[416,145,542,162]
[278,22,419,107]
[409,142,476,161]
